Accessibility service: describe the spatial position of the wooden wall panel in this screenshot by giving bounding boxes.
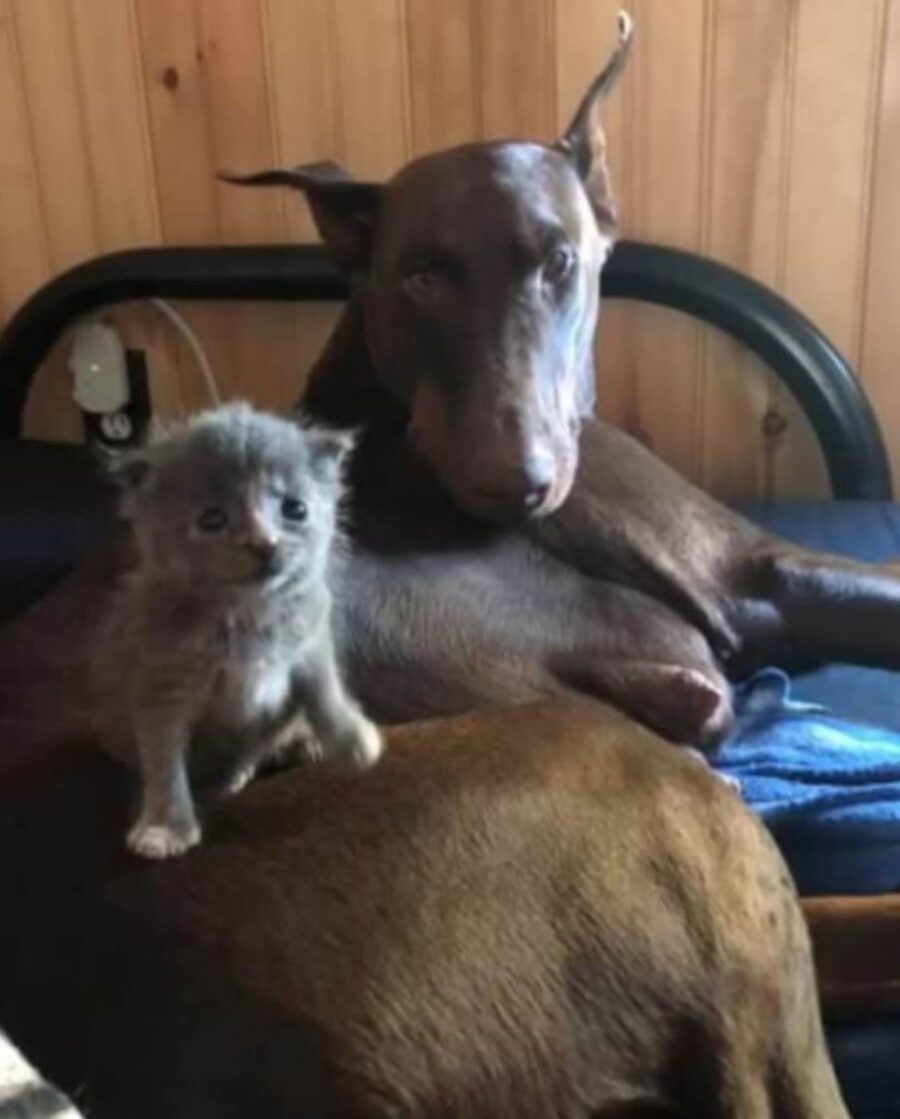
[10,0,98,273]
[332,0,410,177]
[0,0,50,322]
[614,0,708,481]
[406,0,477,154]
[67,0,160,251]
[262,0,342,398]
[699,0,792,499]
[773,0,885,498]
[3,0,899,499]
[477,0,556,140]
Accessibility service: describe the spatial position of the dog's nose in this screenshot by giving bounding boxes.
[520,453,555,510]
[523,483,551,511]
[475,454,555,516]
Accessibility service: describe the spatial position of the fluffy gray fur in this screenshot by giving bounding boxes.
[93,401,383,859]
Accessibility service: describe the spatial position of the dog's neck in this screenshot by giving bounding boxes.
[299,293,498,537]
[302,294,405,435]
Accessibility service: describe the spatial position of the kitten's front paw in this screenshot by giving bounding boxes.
[341,718,384,771]
[226,762,258,795]
[127,818,201,859]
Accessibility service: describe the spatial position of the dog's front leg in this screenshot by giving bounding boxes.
[743,543,900,669]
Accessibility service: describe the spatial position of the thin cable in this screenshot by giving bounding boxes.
[151,298,222,406]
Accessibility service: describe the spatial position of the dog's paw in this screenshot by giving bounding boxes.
[127,818,201,860]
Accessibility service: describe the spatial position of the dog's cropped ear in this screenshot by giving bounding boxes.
[555,10,633,234]
[220,162,382,274]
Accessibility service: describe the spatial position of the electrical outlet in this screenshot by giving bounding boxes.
[80,349,152,448]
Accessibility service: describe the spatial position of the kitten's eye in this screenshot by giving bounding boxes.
[281,496,308,523]
[545,245,576,284]
[402,270,445,306]
[196,507,228,534]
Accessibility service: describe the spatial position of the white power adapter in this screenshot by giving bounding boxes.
[69,321,130,415]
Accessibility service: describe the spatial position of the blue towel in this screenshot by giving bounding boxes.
[713,669,900,896]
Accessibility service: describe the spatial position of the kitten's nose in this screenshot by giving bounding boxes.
[245,523,279,561]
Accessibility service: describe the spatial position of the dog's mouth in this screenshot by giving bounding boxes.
[434,461,574,522]
[407,444,575,522]
[466,486,563,522]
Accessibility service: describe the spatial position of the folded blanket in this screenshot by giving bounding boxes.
[713,668,900,896]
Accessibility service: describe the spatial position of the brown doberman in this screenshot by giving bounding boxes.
[220,12,900,751]
[0,11,881,1116]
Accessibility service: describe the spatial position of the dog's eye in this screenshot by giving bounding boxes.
[545,246,576,283]
[196,507,228,534]
[402,270,444,305]
[281,496,308,523]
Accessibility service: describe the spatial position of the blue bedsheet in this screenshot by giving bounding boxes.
[714,669,900,895]
[720,502,900,898]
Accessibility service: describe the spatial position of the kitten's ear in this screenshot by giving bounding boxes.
[305,425,358,482]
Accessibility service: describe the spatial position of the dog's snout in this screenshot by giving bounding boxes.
[521,451,555,502]
[475,450,557,517]
[523,483,551,511]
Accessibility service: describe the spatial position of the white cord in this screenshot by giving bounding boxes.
[151,298,222,406]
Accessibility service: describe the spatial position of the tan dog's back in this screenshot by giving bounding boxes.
[84,702,847,1118]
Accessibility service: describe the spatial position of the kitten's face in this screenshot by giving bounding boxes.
[118,404,351,592]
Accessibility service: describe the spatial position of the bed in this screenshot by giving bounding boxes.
[1,241,898,1116]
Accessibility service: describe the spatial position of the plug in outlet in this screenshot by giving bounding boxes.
[69,321,152,447]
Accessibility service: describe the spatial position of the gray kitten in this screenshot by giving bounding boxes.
[93,402,382,860]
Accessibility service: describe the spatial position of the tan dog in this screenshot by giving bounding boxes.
[50,703,845,1118]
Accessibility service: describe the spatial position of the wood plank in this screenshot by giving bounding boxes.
[136,0,298,413]
[262,0,340,242]
[22,339,84,444]
[0,0,49,322]
[860,0,900,489]
[262,0,342,405]
[195,0,300,409]
[611,0,707,481]
[698,0,792,499]
[405,0,477,154]
[774,0,885,498]
[67,0,160,251]
[332,0,410,178]
[0,0,68,443]
[133,0,235,409]
[477,0,556,140]
[10,0,98,272]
